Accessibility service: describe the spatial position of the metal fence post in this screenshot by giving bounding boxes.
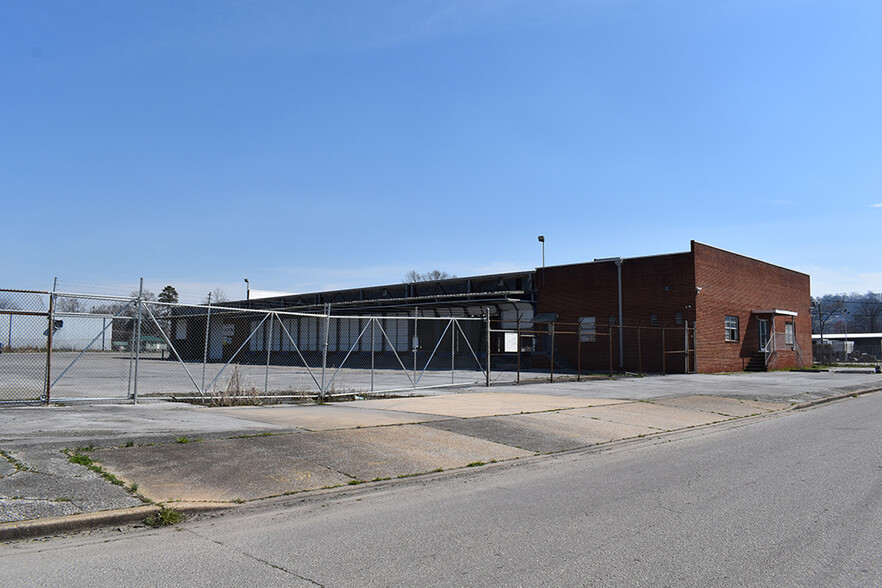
[637,326,643,375]
[265,313,273,395]
[132,278,143,404]
[320,303,330,399]
[692,322,697,373]
[662,327,666,376]
[485,309,491,387]
[451,318,455,384]
[516,319,521,384]
[43,278,57,404]
[608,326,613,377]
[413,309,418,386]
[549,322,555,382]
[371,318,375,392]
[201,292,212,397]
[684,320,689,374]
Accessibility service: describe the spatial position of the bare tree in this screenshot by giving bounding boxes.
[812,295,845,335]
[854,291,882,332]
[131,289,157,303]
[56,297,86,313]
[203,288,229,305]
[403,270,456,283]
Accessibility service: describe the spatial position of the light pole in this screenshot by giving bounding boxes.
[537,236,545,287]
[595,256,624,368]
[828,309,850,361]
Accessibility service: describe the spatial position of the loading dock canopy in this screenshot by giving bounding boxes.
[221,271,537,317]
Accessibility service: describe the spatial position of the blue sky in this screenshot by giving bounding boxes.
[2,0,880,302]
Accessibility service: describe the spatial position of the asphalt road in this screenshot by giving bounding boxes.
[3,393,880,587]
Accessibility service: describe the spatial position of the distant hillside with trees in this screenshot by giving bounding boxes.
[812,292,882,334]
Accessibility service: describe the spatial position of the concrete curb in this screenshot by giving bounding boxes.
[0,501,234,542]
[791,387,882,410]
[0,505,160,542]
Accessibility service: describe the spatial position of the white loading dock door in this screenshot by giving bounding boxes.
[209,320,224,360]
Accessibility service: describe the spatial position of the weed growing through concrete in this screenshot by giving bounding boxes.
[231,432,279,439]
[65,449,128,490]
[124,440,135,447]
[144,507,186,527]
[466,461,486,467]
[67,452,94,467]
[0,448,30,472]
[176,436,201,444]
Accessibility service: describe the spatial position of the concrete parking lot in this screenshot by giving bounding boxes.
[1,369,880,537]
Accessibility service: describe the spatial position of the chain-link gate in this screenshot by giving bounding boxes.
[0,286,492,404]
[0,290,52,403]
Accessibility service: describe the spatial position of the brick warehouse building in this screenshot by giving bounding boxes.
[536,241,811,373]
[172,241,811,374]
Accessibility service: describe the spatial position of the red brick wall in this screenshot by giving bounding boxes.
[536,242,812,374]
[692,242,812,372]
[537,252,696,373]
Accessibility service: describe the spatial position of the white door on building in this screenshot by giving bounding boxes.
[209,320,224,360]
[758,319,770,350]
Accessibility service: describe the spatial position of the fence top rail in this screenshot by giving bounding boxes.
[0,288,49,295]
[35,292,492,323]
[52,292,137,303]
[492,323,695,332]
[0,309,49,317]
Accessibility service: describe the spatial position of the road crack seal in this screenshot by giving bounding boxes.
[183,528,325,586]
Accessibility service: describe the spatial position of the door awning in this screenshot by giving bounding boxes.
[751,309,798,317]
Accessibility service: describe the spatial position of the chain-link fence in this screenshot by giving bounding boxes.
[1,286,696,405]
[0,287,492,404]
[488,319,696,384]
[0,290,53,402]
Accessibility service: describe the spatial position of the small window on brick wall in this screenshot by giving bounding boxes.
[785,322,794,345]
[650,314,658,326]
[674,312,683,326]
[725,315,739,341]
[579,316,596,343]
[175,320,187,340]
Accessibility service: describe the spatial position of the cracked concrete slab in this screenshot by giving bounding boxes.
[567,402,729,430]
[426,411,657,453]
[0,497,81,523]
[280,425,533,480]
[354,392,627,418]
[212,404,447,431]
[93,438,351,503]
[92,425,532,502]
[0,403,285,446]
[0,447,142,523]
[0,458,15,478]
[649,395,786,417]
